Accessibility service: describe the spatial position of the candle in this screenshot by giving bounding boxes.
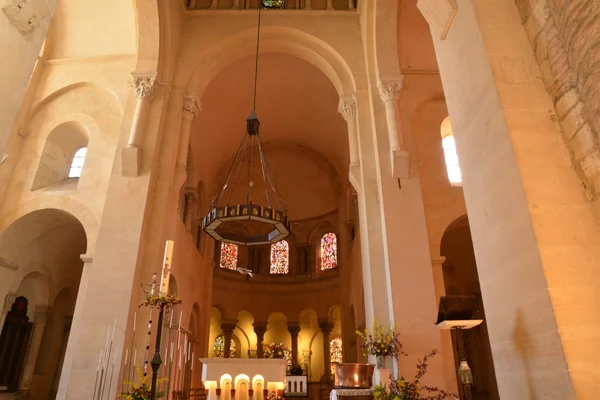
[184,335,187,358]
[112,319,116,340]
[124,349,129,366]
[151,273,157,295]
[188,342,191,361]
[133,350,137,367]
[97,350,103,371]
[160,240,174,294]
[191,352,194,370]
[133,312,137,332]
[178,310,182,330]
[179,347,182,369]
[113,345,119,365]
[177,330,181,349]
[169,310,173,328]
[105,326,110,349]
[170,342,174,362]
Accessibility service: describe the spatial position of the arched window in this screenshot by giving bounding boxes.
[330,336,343,374]
[220,243,238,270]
[212,335,237,358]
[320,233,338,270]
[270,240,289,274]
[441,117,462,185]
[68,147,87,178]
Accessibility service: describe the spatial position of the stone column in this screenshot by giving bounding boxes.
[378,79,410,179]
[431,256,446,301]
[318,319,333,380]
[222,321,237,358]
[338,97,359,169]
[122,74,156,177]
[210,0,217,8]
[287,322,301,365]
[253,322,267,358]
[304,0,311,10]
[19,306,51,395]
[326,0,333,9]
[420,0,600,397]
[174,94,200,189]
[0,292,17,330]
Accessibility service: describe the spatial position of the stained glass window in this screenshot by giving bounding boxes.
[220,243,238,270]
[68,147,87,178]
[330,336,342,375]
[213,335,237,358]
[320,233,338,270]
[270,240,289,274]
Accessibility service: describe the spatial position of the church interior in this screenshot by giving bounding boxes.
[0,0,599,399]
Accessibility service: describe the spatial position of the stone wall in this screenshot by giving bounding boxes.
[514,0,600,210]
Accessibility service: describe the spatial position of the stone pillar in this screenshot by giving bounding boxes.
[19,306,51,395]
[0,292,17,330]
[288,322,301,365]
[378,78,409,179]
[420,0,600,397]
[253,322,267,358]
[174,95,200,189]
[210,0,217,9]
[338,97,359,169]
[326,0,333,9]
[304,0,311,10]
[347,0,354,10]
[0,0,55,165]
[431,256,446,301]
[221,321,237,358]
[122,74,156,177]
[318,319,333,380]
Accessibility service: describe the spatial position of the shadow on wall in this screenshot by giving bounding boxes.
[440,215,499,400]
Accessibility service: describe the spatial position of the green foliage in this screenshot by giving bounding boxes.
[261,0,285,8]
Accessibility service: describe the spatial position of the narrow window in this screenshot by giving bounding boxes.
[68,147,87,178]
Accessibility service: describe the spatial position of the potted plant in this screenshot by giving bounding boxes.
[355,320,401,368]
[119,363,168,400]
[373,350,457,400]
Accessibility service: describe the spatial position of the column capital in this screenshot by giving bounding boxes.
[287,322,301,336]
[2,292,18,315]
[253,322,268,335]
[318,318,333,334]
[338,97,356,121]
[34,306,51,324]
[378,78,404,102]
[431,256,446,267]
[131,74,157,101]
[221,320,237,333]
[183,94,201,121]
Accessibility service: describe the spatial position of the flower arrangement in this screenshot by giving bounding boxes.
[139,291,182,311]
[373,350,457,400]
[119,364,168,400]
[355,320,401,367]
[263,342,288,359]
[261,0,285,9]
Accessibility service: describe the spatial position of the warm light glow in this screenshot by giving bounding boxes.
[220,242,238,270]
[235,374,251,385]
[68,147,87,178]
[442,135,462,185]
[330,336,342,375]
[270,240,289,274]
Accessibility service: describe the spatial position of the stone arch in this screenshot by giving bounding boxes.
[0,199,98,254]
[183,25,356,99]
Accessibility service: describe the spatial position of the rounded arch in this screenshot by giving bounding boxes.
[184,26,356,99]
[15,271,51,311]
[0,200,98,254]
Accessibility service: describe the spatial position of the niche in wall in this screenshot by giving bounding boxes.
[32,121,89,191]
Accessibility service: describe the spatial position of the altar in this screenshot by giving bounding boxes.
[200,358,288,400]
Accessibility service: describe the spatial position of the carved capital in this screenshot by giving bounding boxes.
[378,78,404,102]
[221,320,237,334]
[318,318,333,334]
[338,98,356,121]
[183,95,200,121]
[287,322,301,337]
[2,293,17,316]
[253,322,267,337]
[80,254,94,264]
[34,306,51,324]
[131,75,157,101]
[1,0,50,36]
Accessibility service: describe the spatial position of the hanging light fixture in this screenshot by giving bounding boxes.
[201,0,290,247]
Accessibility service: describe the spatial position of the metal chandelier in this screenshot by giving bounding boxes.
[201,0,290,246]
